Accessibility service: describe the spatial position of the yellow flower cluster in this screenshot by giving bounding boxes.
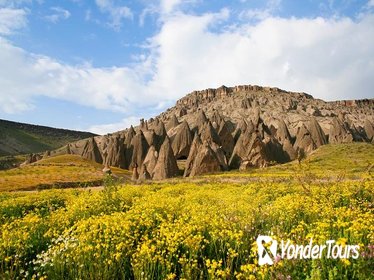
[0,177,372,279]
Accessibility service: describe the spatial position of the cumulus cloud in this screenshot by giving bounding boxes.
[44,7,71,23]
[0,8,27,34]
[0,8,374,127]
[95,0,133,30]
[88,116,140,134]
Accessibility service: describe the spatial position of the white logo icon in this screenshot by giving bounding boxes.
[257,235,278,265]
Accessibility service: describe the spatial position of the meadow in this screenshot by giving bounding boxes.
[0,155,131,192]
[0,143,373,279]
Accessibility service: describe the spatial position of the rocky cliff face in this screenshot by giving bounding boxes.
[45,84,374,179]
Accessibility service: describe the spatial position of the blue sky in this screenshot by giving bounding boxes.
[0,0,373,134]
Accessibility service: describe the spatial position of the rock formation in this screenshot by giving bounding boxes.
[139,164,152,180]
[142,145,158,175]
[104,136,125,168]
[81,137,103,164]
[364,119,374,142]
[129,131,149,169]
[218,120,235,158]
[171,120,193,159]
[43,84,373,179]
[166,114,180,131]
[329,117,353,144]
[152,137,179,180]
[186,141,227,177]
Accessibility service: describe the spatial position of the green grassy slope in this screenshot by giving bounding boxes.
[0,119,96,156]
[0,154,132,192]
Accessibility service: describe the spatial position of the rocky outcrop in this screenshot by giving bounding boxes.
[364,119,374,142]
[166,114,179,131]
[309,117,327,147]
[139,164,152,180]
[218,121,235,158]
[104,136,125,168]
[152,137,179,180]
[211,110,225,129]
[46,84,373,179]
[81,137,103,164]
[23,153,42,165]
[184,133,202,177]
[142,145,158,175]
[199,121,221,146]
[195,110,208,129]
[129,131,149,169]
[329,117,353,144]
[171,121,193,159]
[185,140,227,177]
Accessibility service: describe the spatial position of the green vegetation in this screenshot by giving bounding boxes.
[0,143,372,279]
[0,155,26,170]
[0,155,133,192]
[0,119,95,156]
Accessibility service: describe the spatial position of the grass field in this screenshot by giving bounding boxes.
[0,143,373,279]
[0,155,131,192]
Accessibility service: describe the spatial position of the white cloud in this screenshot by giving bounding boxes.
[239,0,281,21]
[87,116,140,134]
[161,0,182,14]
[44,7,71,23]
[0,8,27,34]
[95,0,133,30]
[0,9,374,134]
[368,0,374,7]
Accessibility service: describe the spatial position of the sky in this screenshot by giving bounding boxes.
[0,0,373,134]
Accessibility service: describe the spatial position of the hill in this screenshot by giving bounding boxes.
[0,154,131,192]
[0,119,96,157]
[44,84,373,180]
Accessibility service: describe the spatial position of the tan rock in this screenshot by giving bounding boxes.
[152,137,179,180]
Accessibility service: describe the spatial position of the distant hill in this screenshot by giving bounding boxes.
[0,119,96,156]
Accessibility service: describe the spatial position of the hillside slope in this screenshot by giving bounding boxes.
[0,119,96,156]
